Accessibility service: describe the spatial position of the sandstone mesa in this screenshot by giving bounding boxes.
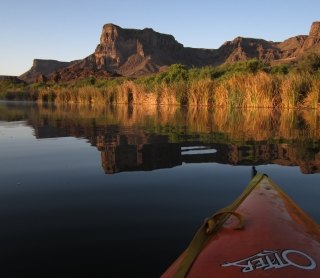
[18,21,320,83]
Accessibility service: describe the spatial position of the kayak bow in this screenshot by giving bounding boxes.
[162,173,320,277]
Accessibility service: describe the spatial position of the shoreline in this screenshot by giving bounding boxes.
[1,60,320,109]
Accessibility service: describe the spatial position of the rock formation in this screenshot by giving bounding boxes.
[0,75,26,83]
[217,37,281,63]
[50,23,217,81]
[94,24,184,75]
[19,59,75,83]
[277,35,307,60]
[19,21,320,83]
[300,21,320,52]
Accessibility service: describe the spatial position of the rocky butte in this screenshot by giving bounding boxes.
[19,21,320,83]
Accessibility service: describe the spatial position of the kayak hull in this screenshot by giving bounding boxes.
[162,175,320,277]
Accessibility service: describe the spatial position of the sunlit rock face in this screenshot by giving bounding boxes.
[92,21,320,72]
[93,23,218,76]
[301,21,320,51]
[94,24,184,72]
[19,21,320,83]
[218,37,282,63]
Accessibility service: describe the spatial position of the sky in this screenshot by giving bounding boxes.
[1,0,320,76]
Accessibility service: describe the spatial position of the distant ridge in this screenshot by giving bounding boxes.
[19,59,75,83]
[19,21,320,83]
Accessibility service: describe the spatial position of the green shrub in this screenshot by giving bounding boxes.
[270,65,289,75]
[297,53,320,74]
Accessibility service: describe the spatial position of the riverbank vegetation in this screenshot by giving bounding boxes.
[1,53,320,108]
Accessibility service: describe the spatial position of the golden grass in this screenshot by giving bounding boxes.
[213,73,277,108]
[302,78,320,109]
[115,81,158,105]
[157,84,180,106]
[31,73,320,109]
[278,74,315,109]
[187,78,214,106]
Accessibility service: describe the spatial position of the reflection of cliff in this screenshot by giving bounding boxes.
[96,132,181,173]
[96,133,320,174]
[27,117,320,175]
[228,144,320,174]
[100,143,182,174]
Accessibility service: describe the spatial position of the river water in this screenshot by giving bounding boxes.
[0,101,319,277]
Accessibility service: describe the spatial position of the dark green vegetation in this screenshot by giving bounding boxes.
[1,54,320,108]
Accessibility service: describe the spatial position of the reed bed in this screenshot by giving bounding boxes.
[302,78,320,109]
[279,74,310,109]
[213,73,277,108]
[157,83,180,106]
[187,78,214,106]
[2,72,320,109]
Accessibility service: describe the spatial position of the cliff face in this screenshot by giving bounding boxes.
[19,59,75,83]
[86,23,217,77]
[277,35,308,59]
[300,21,320,52]
[217,22,320,64]
[217,37,282,63]
[20,21,320,82]
[48,55,121,83]
[94,24,184,74]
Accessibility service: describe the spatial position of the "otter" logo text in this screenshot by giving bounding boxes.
[221,249,316,272]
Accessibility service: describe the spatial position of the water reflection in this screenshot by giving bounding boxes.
[0,101,319,277]
[0,101,319,174]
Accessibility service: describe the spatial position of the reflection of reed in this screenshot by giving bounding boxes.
[2,102,319,173]
[3,102,318,142]
[212,108,276,141]
[299,110,320,138]
[34,103,319,140]
[157,105,179,126]
[186,106,210,133]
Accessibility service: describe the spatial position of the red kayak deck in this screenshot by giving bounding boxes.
[162,174,320,277]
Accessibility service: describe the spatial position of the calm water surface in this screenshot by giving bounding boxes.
[0,101,319,277]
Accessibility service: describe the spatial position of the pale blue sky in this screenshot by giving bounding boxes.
[1,0,319,76]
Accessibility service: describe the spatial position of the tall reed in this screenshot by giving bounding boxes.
[115,81,157,105]
[4,71,319,109]
[302,78,320,109]
[187,78,214,106]
[279,74,312,108]
[213,73,277,108]
[157,83,180,106]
